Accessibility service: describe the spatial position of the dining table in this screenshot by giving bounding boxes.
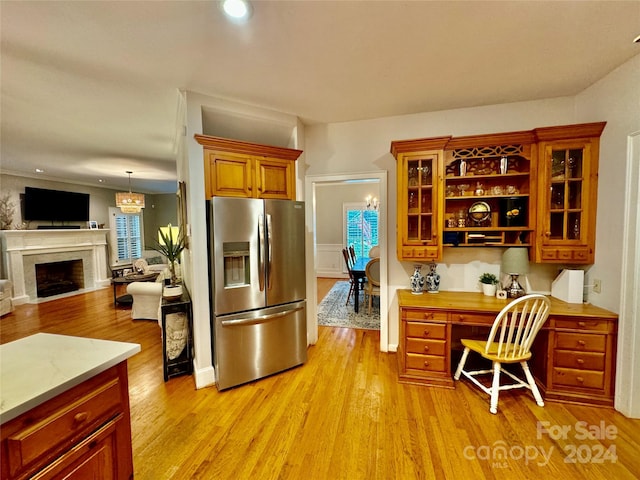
[350,257,370,313]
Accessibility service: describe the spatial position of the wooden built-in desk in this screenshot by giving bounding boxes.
[397,290,618,407]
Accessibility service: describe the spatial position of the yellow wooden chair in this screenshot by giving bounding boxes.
[364,258,381,314]
[453,294,551,414]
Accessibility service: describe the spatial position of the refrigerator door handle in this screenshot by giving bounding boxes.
[266,213,273,290]
[258,213,265,292]
[220,306,304,327]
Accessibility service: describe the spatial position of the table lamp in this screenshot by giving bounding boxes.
[501,247,529,298]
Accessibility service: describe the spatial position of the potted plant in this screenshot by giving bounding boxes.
[478,272,499,297]
[153,224,186,299]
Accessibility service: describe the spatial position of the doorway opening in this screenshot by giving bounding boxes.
[305,172,388,352]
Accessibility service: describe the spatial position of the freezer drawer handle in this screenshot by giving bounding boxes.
[220,306,305,327]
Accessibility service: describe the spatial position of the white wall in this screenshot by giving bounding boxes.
[574,53,640,417]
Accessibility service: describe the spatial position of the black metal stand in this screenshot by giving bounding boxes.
[161,287,193,381]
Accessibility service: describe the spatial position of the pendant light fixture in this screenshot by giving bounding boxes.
[115,171,145,213]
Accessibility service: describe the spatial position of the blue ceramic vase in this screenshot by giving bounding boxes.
[410,265,424,295]
[425,261,440,294]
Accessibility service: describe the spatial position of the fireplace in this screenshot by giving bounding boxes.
[0,229,111,304]
[36,260,85,297]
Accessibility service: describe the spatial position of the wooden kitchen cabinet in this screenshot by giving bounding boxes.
[195,134,302,200]
[391,137,449,261]
[1,363,134,480]
[391,122,605,264]
[533,122,606,264]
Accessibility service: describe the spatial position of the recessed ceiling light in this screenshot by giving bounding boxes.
[35,168,44,173]
[221,0,252,21]
[634,34,640,43]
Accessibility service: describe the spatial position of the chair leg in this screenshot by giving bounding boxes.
[453,347,470,380]
[521,361,544,407]
[490,361,501,414]
[345,282,354,305]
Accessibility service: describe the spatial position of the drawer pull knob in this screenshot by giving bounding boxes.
[423,330,430,336]
[576,376,584,383]
[424,346,430,352]
[424,361,430,367]
[458,315,464,321]
[424,313,433,319]
[578,321,586,327]
[74,412,89,424]
[577,340,586,346]
[576,359,585,365]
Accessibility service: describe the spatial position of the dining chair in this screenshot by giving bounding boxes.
[364,258,381,314]
[453,294,551,414]
[348,245,356,265]
[342,248,356,305]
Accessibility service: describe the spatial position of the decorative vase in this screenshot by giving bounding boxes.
[410,265,424,295]
[482,283,497,297]
[425,261,440,294]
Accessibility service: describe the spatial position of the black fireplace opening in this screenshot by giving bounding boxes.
[36,260,84,297]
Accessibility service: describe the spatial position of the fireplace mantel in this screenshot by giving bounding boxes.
[0,230,110,304]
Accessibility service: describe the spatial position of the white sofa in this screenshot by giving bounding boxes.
[0,280,14,316]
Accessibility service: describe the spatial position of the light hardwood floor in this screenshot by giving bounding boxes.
[1,285,639,479]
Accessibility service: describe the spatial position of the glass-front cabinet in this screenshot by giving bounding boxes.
[392,137,449,261]
[534,122,606,264]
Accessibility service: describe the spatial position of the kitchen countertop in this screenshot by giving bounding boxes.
[0,333,141,424]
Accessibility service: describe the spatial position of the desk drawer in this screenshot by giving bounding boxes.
[406,353,447,373]
[406,338,447,356]
[555,332,606,352]
[555,350,605,371]
[5,378,122,477]
[402,309,447,322]
[450,312,495,325]
[554,318,612,332]
[405,322,447,340]
[553,368,604,390]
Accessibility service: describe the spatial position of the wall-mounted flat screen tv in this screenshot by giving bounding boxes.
[23,187,90,222]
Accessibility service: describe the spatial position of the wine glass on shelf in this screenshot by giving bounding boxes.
[458,184,470,197]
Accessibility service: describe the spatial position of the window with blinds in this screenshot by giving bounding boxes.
[110,209,143,265]
[344,204,379,260]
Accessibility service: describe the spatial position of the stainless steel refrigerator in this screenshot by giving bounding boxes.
[209,197,307,390]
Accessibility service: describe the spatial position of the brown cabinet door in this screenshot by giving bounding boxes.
[255,157,295,200]
[534,122,605,264]
[396,152,442,261]
[205,150,252,198]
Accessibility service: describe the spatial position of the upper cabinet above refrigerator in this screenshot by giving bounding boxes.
[195,134,302,201]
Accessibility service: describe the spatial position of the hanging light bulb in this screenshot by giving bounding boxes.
[115,171,145,213]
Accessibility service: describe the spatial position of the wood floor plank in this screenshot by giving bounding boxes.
[2,287,639,479]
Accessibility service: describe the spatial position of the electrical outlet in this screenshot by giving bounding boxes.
[593,279,602,294]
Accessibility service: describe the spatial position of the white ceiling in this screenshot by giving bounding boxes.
[1,1,639,193]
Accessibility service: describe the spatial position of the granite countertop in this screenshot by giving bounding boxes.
[0,333,141,424]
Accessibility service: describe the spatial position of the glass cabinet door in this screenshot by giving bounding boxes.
[547,147,584,241]
[405,155,436,244]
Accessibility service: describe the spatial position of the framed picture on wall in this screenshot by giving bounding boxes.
[88,220,98,229]
[177,181,189,248]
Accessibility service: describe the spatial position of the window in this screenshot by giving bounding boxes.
[344,202,379,260]
[109,207,143,265]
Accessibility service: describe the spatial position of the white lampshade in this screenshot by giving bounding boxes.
[501,247,530,275]
[159,226,180,245]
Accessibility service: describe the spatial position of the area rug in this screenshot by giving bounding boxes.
[317,281,380,330]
